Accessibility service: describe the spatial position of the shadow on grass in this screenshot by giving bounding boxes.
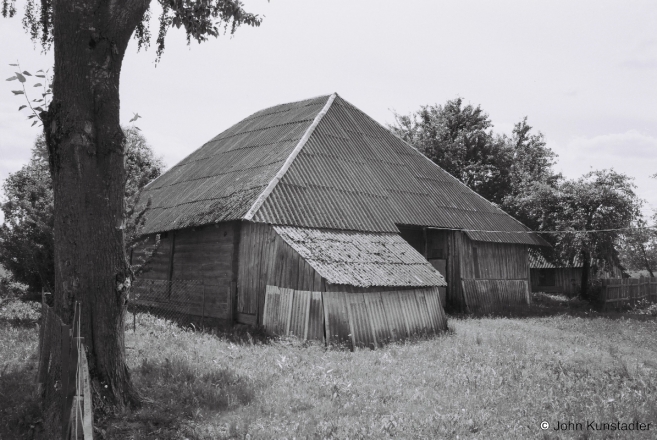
[452,292,657,321]
[101,356,260,440]
[0,349,41,439]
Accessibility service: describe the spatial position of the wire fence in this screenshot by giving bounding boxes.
[127,279,230,331]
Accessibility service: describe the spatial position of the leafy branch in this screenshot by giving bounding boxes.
[6,60,52,127]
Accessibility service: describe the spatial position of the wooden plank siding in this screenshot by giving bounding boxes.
[530,267,582,297]
[237,222,325,325]
[131,223,236,324]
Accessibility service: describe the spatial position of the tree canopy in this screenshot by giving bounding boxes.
[390,98,560,207]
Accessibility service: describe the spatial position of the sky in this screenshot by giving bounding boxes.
[1,0,656,220]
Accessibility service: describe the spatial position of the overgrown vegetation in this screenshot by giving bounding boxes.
[2,300,656,439]
[106,309,657,438]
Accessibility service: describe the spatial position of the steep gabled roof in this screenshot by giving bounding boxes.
[138,93,545,246]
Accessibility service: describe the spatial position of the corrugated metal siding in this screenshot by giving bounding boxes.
[254,95,544,246]
[274,226,447,288]
[263,285,447,348]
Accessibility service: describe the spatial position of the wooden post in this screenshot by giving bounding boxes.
[60,323,71,439]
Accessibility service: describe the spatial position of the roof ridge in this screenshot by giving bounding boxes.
[243,93,337,220]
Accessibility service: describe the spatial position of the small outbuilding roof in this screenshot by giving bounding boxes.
[138,93,546,246]
[274,226,447,288]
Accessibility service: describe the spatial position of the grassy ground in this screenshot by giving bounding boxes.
[0,299,41,440]
[2,295,657,439]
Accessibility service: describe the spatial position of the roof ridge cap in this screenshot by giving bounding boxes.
[243,93,337,220]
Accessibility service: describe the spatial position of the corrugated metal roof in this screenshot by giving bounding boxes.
[529,248,556,269]
[274,226,447,287]
[137,93,546,246]
[254,95,546,245]
[136,96,329,234]
[529,248,586,269]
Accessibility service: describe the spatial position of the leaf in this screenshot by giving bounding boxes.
[35,74,46,78]
[34,83,42,87]
[34,106,44,112]
[15,72,26,83]
[22,71,32,76]
[129,112,141,122]
[31,121,38,127]
[6,76,17,81]
[12,90,24,95]
[28,114,36,119]
[36,69,43,73]
[134,127,141,131]
[9,63,18,66]
[18,105,26,111]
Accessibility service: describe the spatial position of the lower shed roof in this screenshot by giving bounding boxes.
[274,226,447,288]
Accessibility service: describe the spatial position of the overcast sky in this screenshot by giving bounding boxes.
[1,0,656,220]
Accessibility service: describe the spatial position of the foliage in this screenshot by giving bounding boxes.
[2,0,262,61]
[617,218,657,277]
[514,170,642,279]
[0,137,53,293]
[5,61,52,127]
[0,297,41,325]
[0,130,164,292]
[390,99,560,207]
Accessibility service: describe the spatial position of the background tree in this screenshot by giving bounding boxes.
[0,128,164,293]
[500,117,562,230]
[390,99,560,207]
[0,136,53,293]
[617,218,657,277]
[513,170,642,296]
[2,0,261,426]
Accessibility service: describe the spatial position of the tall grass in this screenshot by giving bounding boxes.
[2,299,656,439]
[114,313,657,439]
[0,300,40,439]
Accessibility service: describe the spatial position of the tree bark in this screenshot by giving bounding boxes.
[580,249,591,298]
[41,0,149,434]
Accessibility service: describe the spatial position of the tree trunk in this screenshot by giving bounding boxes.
[41,0,148,434]
[580,250,591,298]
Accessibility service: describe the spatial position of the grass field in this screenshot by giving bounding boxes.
[2,296,657,439]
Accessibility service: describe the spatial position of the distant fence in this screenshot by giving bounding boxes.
[461,279,530,315]
[128,279,229,330]
[37,301,93,439]
[263,285,447,350]
[599,277,657,310]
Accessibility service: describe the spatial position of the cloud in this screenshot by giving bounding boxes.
[568,130,657,158]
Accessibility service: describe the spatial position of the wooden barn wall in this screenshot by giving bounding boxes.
[531,268,582,297]
[131,233,173,280]
[131,223,237,322]
[464,240,529,281]
[237,222,325,326]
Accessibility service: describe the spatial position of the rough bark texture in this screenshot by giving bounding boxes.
[41,0,149,434]
[580,250,591,298]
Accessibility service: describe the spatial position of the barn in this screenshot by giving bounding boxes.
[131,93,547,345]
